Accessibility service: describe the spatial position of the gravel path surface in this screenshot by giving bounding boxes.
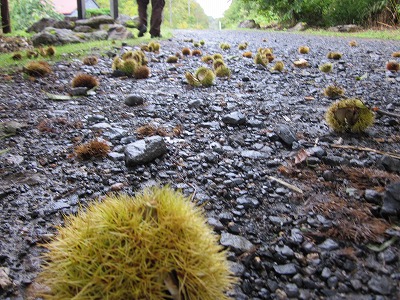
[1,29,400,299]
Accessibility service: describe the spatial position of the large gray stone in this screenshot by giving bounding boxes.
[220,232,254,253]
[381,182,400,216]
[105,24,134,40]
[124,136,168,167]
[238,19,260,29]
[32,27,81,46]
[75,15,114,29]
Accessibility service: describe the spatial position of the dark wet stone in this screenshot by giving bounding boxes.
[207,217,224,231]
[220,232,254,253]
[322,170,335,181]
[275,124,297,145]
[222,111,246,125]
[364,189,382,204]
[285,283,299,298]
[378,248,398,264]
[125,94,145,106]
[381,155,400,172]
[275,245,294,258]
[367,275,393,295]
[381,182,400,216]
[322,155,349,166]
[236,196,260,208]
[289,228,304,245]
[273,263,297,275]
[319,239,339,251]
[124,136,167,167]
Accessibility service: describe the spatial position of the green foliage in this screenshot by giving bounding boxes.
[86,8,111,17]
[38,186,235,299]
[9,0,63,31]
[222,0,278,28]
[230,0,399,27]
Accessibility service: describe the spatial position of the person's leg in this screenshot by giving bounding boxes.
[137,0,149,36]
[149,0,165,37]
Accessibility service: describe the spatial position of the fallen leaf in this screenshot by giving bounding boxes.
[294,148,310,164]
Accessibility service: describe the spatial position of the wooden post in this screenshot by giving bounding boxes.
[1,0,11,33]
[110,0,118,19]
[77,0,86,19]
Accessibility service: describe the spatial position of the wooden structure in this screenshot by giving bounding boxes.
[1,0,11,33]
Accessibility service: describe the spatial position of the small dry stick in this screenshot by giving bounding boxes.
[331,144,400,160]
[376,109,400,119]
[267,175,303,194]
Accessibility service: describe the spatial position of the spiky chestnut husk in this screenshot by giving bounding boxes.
[272,61,285,72]
[192,49,202,56]
[238,43,248,50]
[12,53,22,60]
[82,56,98,66]
[166,55,178,63]
[112,56,123,70]
[213,58,225,70]
[120,59,138,76]
[74,139,110,159]
[71,73,99,89]
[134,65,150,79]
[254,53,268,67]
[38,47,47,57]
[386,60,400,72]
[219,43,231,50]
[193,42,200,47]
[201,55,214,63]
[148,41,160,52]
[213,53,223,60]
[140,45,150,52]
[257,47,273,55]
[215,65,231,78]
[46,46,56,57]
[185,71,201,87]
[37,186,236,300]
[349,40,357,47]
[325,98,374,133]
[298,46,310,54]
[242,51,252,58]
[122,50,135,60]
[199,40,205,45]
[323,85,345,99]
[26,50,39,59]
[265,53,275,63]
[24,61,52,77]
[392,51,400,58]
[195,66,215,87]
[319,62,333,73]
[182,47,191,56]
[327,51,342,60]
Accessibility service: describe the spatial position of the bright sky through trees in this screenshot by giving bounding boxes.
[195,0,232,18]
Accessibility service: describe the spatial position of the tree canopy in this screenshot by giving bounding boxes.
[222,0,399,28]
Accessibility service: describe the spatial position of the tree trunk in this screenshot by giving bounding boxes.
[1,0,11,33]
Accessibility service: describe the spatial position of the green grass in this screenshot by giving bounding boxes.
[302,28,400,40]
[0,29,172,72]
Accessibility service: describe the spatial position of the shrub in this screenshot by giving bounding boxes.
[38,186,235,299]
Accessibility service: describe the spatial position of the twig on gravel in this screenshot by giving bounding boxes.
[267,176,303,194]
[375,109,400,119]
[330,144,400,160]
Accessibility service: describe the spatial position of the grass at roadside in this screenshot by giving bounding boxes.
[302,28,400,40]
[0,29,172,72]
